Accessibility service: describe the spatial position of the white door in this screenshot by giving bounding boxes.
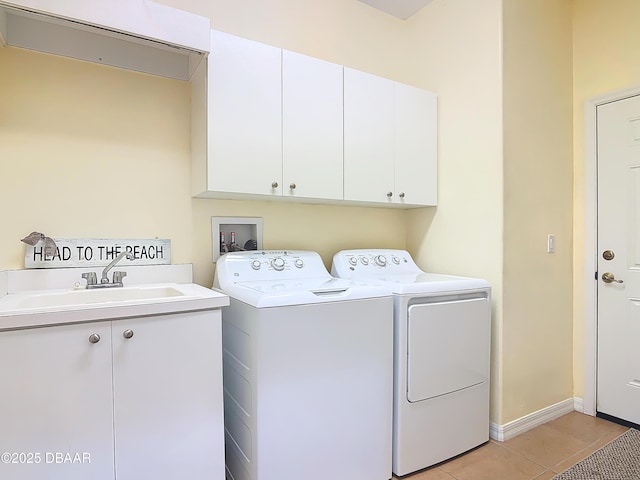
[208,30,282,196]
[394,82,438,206]
[282,50,343,200]
[112,312,224,480]
[597,94,640,425]
[344,67,395,203]
[406,298,490,402]
[0,322,114,480]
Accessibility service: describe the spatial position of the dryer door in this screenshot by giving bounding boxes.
[407,297,490,402]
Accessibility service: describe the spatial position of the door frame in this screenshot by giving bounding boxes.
[583,83,640,416]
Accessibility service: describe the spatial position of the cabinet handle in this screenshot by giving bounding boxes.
[289,183,296,190]
[386,191,393,198]
[271,182,279,188]
[88,333,101,344]
[399,192,405,198]
[123,329,134,339]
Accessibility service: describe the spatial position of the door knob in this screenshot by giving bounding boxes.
[88,333,101,344]
[602,272,623,284]
[123,329,134,339]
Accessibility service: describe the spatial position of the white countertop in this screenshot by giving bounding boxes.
[0,266,228,331]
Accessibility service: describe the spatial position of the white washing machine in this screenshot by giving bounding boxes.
[213,250,394,480]
[331,249,491,476]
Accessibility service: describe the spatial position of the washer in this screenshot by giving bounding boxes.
[213,250,393,480]
[331,249,491,476]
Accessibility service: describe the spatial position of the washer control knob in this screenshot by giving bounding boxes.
[360,256,369,265]
[392,256,400,265]
[294,258,304,268]
[374,255,387,266]
[271,257,286,271]
[251,260,262,270]
[348,257,358,266]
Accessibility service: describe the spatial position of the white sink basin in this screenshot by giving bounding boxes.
[5,285,186,310]
[0,282,229,330]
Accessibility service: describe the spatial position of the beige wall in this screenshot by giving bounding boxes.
[502,0,574,422]
[0,0,589,428]
[572,0,640,399]
[0,47,194,268]
[403,0,505,421]
[0,0,412,288]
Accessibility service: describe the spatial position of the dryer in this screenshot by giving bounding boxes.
[331,249,491,476]
[214,250,394,480]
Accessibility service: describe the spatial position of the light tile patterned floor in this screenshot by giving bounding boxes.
[395,412,629,480]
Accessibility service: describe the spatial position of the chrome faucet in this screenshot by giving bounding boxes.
[82,251,134,289]
[101,251,134,284]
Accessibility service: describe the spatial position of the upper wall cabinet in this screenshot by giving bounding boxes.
[344,68,395,204]
[344,68,437,206]
[192,30,437,208]
[193,29,283,198]
[282,50,344,201]
[394,82,437,206]
[0,0,210,80]
[192,30,344,202]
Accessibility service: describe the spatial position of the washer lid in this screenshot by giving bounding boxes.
[220,277,389,307]
[214,250,389,307]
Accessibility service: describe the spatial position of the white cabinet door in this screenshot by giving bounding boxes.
[395,82,437,206]
[344,67,395,204]
[112,311,224,480]
[0,322,114,480]
[208,30,282,196]
[282,50,343,200]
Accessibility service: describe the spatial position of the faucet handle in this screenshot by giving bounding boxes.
[112,271,127,285]
[82,272,97,286]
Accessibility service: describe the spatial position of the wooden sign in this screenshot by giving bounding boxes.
[24,238,171,269]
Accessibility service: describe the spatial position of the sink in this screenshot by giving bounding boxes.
[4,285,186,310]
[0,266,229,331]
[0,283,229,331]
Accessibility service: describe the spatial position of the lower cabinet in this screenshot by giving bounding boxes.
[0,310,224,480]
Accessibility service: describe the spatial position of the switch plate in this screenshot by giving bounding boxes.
[547,234,556,253]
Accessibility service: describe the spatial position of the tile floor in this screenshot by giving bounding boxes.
[395,412,629,480]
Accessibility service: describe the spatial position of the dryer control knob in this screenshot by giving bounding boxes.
[374,255,387,267]
[271,257,286,271]
[392,256,400,265]
[251,260,262,270]
[294,258,304,268]
[348,257,358,266]
[360,257,369,265]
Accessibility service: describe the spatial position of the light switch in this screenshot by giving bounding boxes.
[547,234,556,253]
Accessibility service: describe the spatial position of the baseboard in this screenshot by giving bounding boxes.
[490,398,576,441]
[573,397,584,413]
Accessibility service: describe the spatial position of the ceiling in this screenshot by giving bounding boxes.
[357,0,436,20]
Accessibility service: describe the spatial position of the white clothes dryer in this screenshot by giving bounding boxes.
[214,250,394,480]
[331,249,491,477]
